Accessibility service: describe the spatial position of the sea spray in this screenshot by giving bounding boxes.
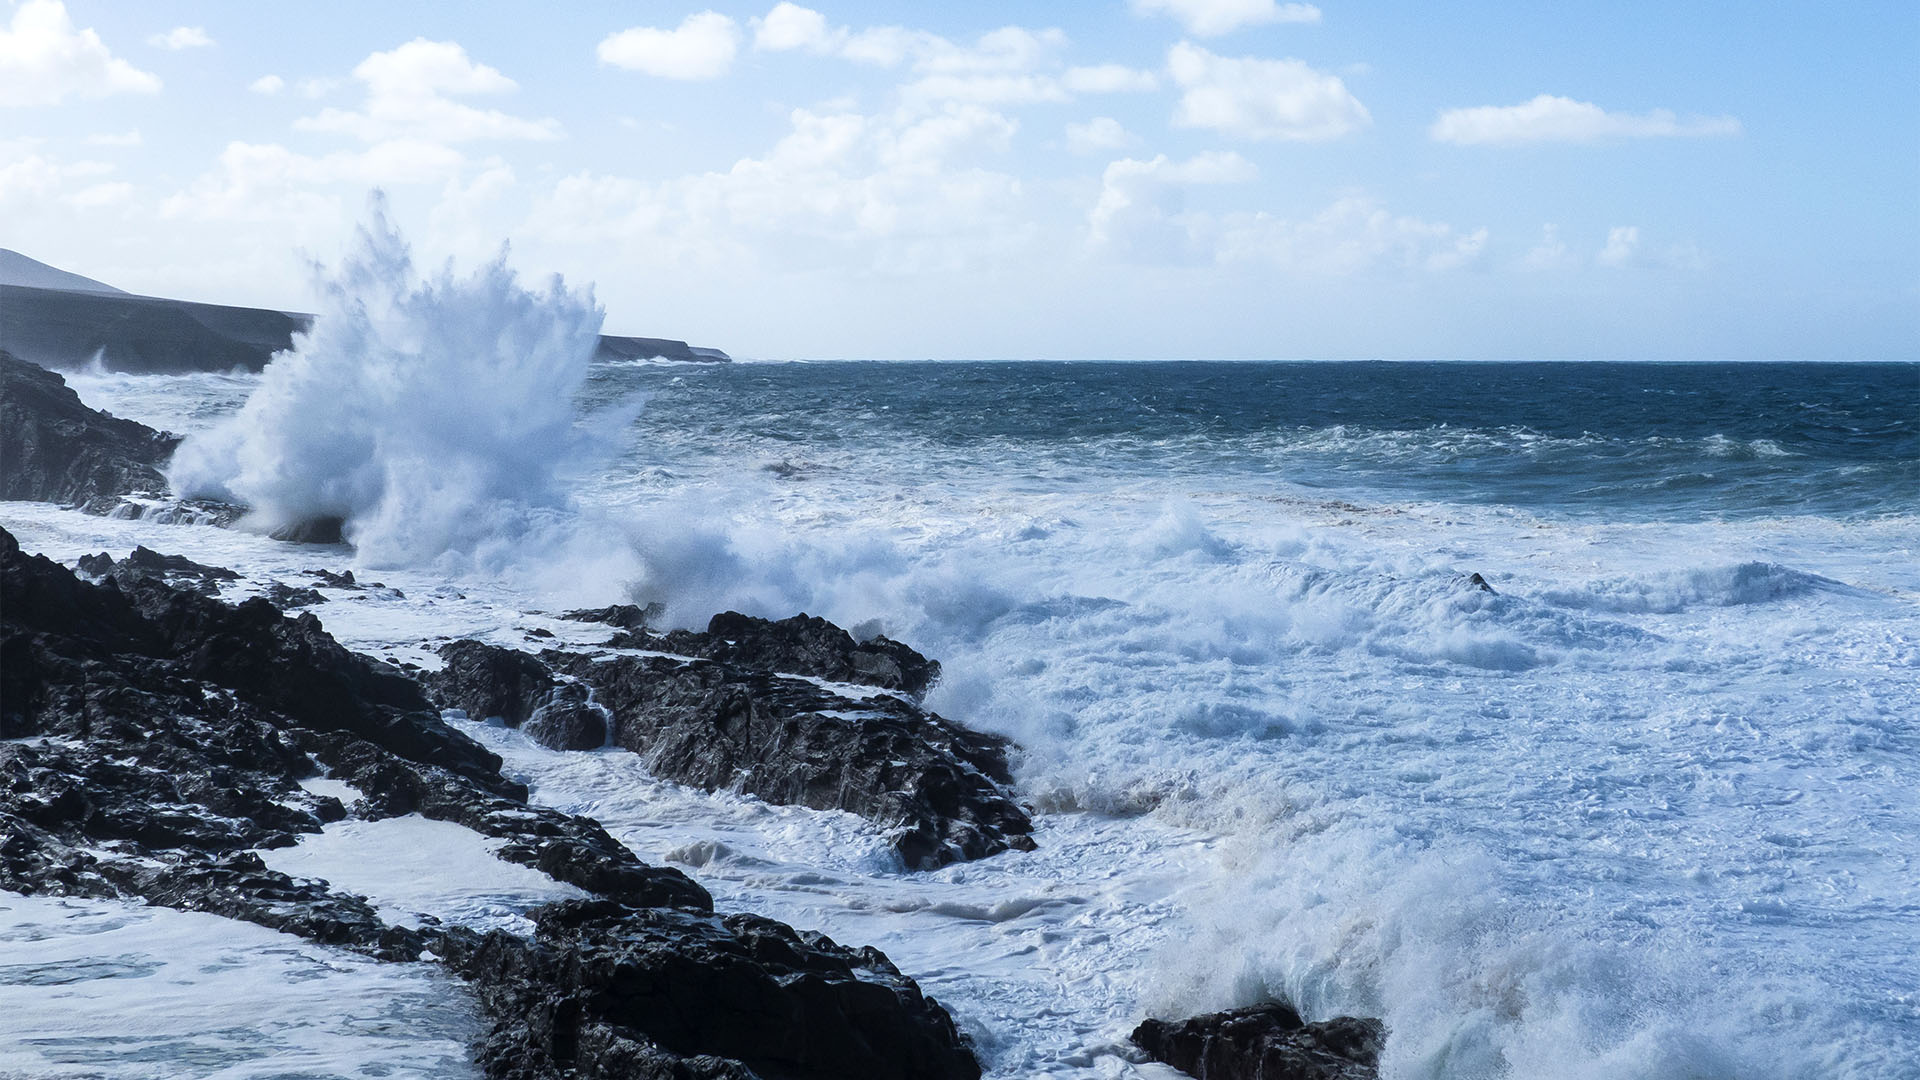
[168,196,622,570]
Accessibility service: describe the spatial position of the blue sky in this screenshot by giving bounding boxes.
[2,0,1915,359]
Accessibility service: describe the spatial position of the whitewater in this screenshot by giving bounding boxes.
[3,234,1915,1080]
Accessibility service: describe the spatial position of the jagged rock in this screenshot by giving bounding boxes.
[75,545,240,596]
[425,640,609,752]
[644,611,943,700]
[306,567,358,588]
[1131,1003,1384,1080]
[2,524,982,1078]
[265,581,327,609]
[270,516,347,544]
[1464,572,1495,594]
[441,899,979,1080]
[0,348,178,506]
[524,683,609,751]
[562,603,657,631]
[552,651,1032,870]
[428,639,560,727]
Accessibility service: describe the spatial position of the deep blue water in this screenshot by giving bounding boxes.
[594,361,1919,520]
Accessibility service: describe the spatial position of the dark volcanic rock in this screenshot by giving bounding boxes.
[428,639,562,727]
[442,899,978,1080]
[2,527,981,1078]
[76,545,241,596]
[1131,1003,1384,1080]
[265,581,327,609]
[270,516,347,545]
[425,639,610,752]
[553,650,1032,869]
[562,603,657,631]
[654,611,943,700]
[0,348,178,506]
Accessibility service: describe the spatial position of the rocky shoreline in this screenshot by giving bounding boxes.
[0,348,1384,1079]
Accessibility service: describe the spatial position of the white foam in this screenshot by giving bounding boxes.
[0,891,479,1079]
[257,814,588,934]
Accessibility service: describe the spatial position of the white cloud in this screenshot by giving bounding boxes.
[0,151,112,204]
[1219,197,1488,273]
[67,180,132,207]
[1133,0,1321,37]
[148,26,212,51]
[598,12,740,80]
[1168,42,1369,141]
[1596,225,1640,267]
[1062,64,1159,93]
[249,74,284,95]
[297,39,560,143]
[527,102,1034,275]
[1089,151,1258,263]
[163,139,467,223]
[752,2,835,53]
[0,0,161,106]
[1066,116,1136,154]
[86,129,141,146]
[750,6,1066,75]
[1431,95,1742,145]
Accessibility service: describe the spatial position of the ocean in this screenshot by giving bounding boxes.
[4,253,1916,1079]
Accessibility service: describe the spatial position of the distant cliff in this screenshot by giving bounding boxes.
[0,250,729,374]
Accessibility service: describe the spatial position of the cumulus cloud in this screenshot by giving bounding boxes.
[249,74,284,95]
[751,6,1065,74]
[1430,95,1742,145]
[752,3,835,53]
[297,39,560,143]
[1596,224,1640,267]
[1066,116,1137,153]
[1168,42,1368,141]
[1133,0,1321,37]
[527,102,1035,275]
[1088,151,1258,263]
[598,12,740,80]
[148,26,212,51]
[0,0,160,106]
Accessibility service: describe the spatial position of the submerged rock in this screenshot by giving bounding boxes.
[265,581,327,609]
[1131,1002,1383,1080]
[0,348,178,507]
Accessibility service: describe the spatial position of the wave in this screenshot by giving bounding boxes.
[168,196,632,571]
[1541,562,1839,614]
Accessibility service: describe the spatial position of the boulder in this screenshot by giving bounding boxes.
[0,348,177,506]
[441,899,979,1080]
[552,650,1032,869]
[644,610,943,701]
[1131,1002,1383,1080]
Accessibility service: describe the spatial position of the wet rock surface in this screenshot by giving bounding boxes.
[428,633,1032,869]
[443,900,979,1080]
[1131,1003,1383,1080]
[0,348,178,507]
[1,525,985,1078]
[552,649,1032,869]
[567,607,943,700]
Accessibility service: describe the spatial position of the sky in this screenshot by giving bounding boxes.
[1,0,1915,360]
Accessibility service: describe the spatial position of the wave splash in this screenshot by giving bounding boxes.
[168,197,617,570]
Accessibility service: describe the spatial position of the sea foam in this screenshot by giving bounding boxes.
[168,196,625,572]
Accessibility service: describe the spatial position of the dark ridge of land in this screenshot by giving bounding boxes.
[0,281,730,374]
